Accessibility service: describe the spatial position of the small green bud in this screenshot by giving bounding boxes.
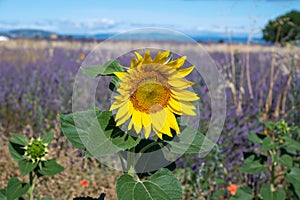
[24,137,48,163]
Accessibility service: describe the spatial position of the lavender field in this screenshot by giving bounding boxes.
[1,39,300,199]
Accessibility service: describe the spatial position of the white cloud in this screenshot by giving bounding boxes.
[0,18,118,34]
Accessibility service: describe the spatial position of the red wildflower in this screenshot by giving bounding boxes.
[80,180,89,187]
[227,184,237,195]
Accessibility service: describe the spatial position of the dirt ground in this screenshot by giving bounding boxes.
[0,123,120,200]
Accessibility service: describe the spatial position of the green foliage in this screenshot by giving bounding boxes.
[60,110,141,156]
[240,155,267,174]
[116,169,182,200]
[262,10,300,45]
[286,168,300,198]
[1,177,30,200]
[81,60,124,78]
[176,145,227,199]
[38,158,64,176]
[247,132,264,144]
[242,120,300,199]
[5,132,64,200]
[166,126,215,154]
[230,187,252,200]
[260,186,286,200]
[8,132,64,178]
[40,131,54,144]
[18,159,38,176]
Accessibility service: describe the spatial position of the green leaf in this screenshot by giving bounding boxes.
[109,76,120,91]
[264,121,276,131]
[41,131,54,144]
[247,132,263,144]
[18,159,38,176]
[277,154,293,169]
[116,169,182,200]
[6,177,30,200]
[166,126,215,154]
[84,150,93,158]
[98,111,140,150]
[38,159,64,176]
[10,133,28,145]
[260,185,286,200]
[229,187,252,200]
[281,135,300,154]
[286,167,300,198]
[262,137,275,151]
[0,189,7,200]
[60,110,140,156]
[8,141,25,161]
[60,114,86,150]
[41,197,53,200]
[216,178,225,184]
[81,60,124,78]
[240,155,267,174]
[215,190,223,197]
[132,139,176,176]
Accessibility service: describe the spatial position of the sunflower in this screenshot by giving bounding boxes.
[110,50,199,139]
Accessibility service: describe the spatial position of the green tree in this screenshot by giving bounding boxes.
[262,10,300,45]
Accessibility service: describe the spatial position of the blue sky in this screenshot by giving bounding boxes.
[0,0,299,36]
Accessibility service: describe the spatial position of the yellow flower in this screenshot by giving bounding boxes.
[110,50,199,139]
[79,53,85,60]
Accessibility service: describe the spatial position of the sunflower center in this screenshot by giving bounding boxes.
[130,82,170,113]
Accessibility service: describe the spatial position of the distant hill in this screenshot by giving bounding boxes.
[0,29,57,38]
[0,28,265,43]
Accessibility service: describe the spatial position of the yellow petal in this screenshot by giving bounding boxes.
[140,112,152,138]
[150,109,167,133]
[110,100,126,111]
[130,58,137,68]
[128,119,133,130]
[143,124,151,139]
[132,109,142,134]
[166,56,186,69]
[161,124,172,137]
[141,112,151,127]
[168,79,194,89]
[171,89,199,101]
[167,105,182,116]
[169,97,195,110]
[116,102,133,126]
[166,108,180,134]
[114,72,126,79]
[168,98,197,116]
[153,50,170,63]
[156,132,163,139]
[153,124,171,138]
[178,66,195,77]
[115,101,130,121]
[143,50,152,64]
[134,52,143,61]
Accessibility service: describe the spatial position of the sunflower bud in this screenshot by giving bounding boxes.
[24,137,48,163]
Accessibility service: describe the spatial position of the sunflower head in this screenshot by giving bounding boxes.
[24,137,48,163]
[110,50,199,139]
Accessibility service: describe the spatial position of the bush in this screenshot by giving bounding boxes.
[262,10,300,45]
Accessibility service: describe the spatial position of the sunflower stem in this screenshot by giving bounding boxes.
[118,152,126,172]
[139,141,160,154]
[29,172,37,200]
[127,149,135,177]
